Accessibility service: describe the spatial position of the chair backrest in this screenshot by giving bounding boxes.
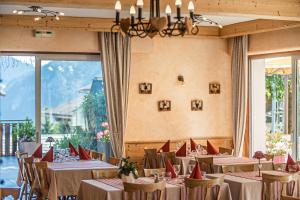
[265,154,286,170]
[0,188,20,200]
[185,176,224,200]
[92,169,118,179]
[23,157,35,186]
[108,157,121,166]
[16,151,28,181]
[196,157,214,174]
[144,148,160,169]
[34,161,50,193]
[160,152,176,167]
[89,150,103,160]
[221,164,255,173]
[262,173,297,200]
[281,195,300,200]
[144,168,166,177]
[123,181,166,200]
[218,147,233,155]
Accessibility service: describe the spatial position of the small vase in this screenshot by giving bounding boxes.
[121,172,135,183]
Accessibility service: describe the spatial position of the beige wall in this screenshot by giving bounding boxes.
[126,37,232,141]
[249,27,300,55]
[0,26,99,53]
[0,26,233,142]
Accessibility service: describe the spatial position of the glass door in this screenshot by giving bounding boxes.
[295,56,300,160]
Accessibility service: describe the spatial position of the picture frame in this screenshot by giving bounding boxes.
[209,82,221,94]
[139,82,152,94]
[158,100,171,111]
[191,99,203,111]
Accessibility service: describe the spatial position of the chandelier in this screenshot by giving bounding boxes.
[12,6,65,21]
[111,0,223,38]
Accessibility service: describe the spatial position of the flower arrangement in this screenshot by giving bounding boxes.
[118,157,139,179]
[266,133,292,156]
[96,122,110,143]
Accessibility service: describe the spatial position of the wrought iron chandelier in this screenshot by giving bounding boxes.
[12,6,64,21]
[111,0,223,38]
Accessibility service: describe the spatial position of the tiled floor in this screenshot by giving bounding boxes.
[0,156,19,188]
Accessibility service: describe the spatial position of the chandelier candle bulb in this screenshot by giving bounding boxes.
[137,0,144,7]
[130,6,136,25]
[175,0,182,20]
[188,1,194,19]
[115,1,121,24]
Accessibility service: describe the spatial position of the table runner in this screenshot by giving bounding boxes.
[226,171,262,181]
[49,160,115,170]
[96,179,150,190]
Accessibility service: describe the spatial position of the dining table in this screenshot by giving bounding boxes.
[77,176,233,200]
[47,160,118,200]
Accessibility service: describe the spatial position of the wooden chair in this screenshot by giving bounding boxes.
[108,157,121,166]
[91,169,118,179]
[282,195,300,200]
[0,188,20,200]
[196,157,214,174]
[144,168,166,177]
[34,161,50,200]
[16,151,29,199]
[160,152,177,167]
[89,150,103,160]
[143,148,160,169]
[262,172,297,200]
[185,176,224,200]
[23,157,36,199]
[123,181,166,200]
[221,164,255,173]
[218,147,233,155]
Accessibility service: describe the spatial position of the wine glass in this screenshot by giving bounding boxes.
[173,165,181,178]
[165,172,172,181]
[188,164,195,175]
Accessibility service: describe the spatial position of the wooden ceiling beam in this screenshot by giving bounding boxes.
[221,19,300,38]
[1,0,300,21]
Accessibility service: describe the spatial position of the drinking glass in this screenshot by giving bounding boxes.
[188,164,195,175]
[173,165,181,177]
[202,171,207,179]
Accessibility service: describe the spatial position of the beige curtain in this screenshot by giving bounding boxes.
[231,35,248,157]
[99,32,131,158]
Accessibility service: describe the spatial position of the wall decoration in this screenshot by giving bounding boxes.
[191,99,203,111]
[209,82,221,94]
[158,100,171,111]
[139,83,152,94]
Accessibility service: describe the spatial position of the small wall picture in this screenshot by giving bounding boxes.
[158,100,171,111]
[209,82,221,94]
[139,83,152,94]
[191,99,203,111]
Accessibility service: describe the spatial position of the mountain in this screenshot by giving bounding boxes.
[0,56,102,122]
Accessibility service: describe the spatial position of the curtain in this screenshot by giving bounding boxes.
[231,35,248,157]
[99,32,131,158]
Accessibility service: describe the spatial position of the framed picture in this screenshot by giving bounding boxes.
[191,99,203,111]
[139,83,152,94]
[158,100,171,111]
[209,82,221,94]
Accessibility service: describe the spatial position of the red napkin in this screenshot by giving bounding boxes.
[69,142,79,156]
[32,144,43,158]
[165,159,176,178]
[190,138,197,151]
[207,140,219,155]
[189,161,202,179]
[41,147,54,162]
[78,145,91,160]
[176,142,186,157]
[285,154,299,172]
[158,140,170,153]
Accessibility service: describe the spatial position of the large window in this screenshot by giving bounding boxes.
[0,54,106,154]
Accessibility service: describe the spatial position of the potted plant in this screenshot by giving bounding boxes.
[266,132,292,163]
[118,157,139,183]
[96,122,111,161]
[17,118,36,154]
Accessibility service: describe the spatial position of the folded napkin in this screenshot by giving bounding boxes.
[32,144,43,158]
[189,161,202,179]
[41,147,54,162]
[176,142,186,157]
[207,140,219,155]
[285,154,299,172]
[78,145,91,160]
[190,138,197,151]
[69,142,79,156]
[158,140,170,153]
[165,159,176,178]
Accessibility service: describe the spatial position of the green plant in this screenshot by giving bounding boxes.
[17,118,35,140]
[118,157,139,178]
[266,132,292,155]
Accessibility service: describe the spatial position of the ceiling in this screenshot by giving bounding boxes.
[0,4,257,26]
